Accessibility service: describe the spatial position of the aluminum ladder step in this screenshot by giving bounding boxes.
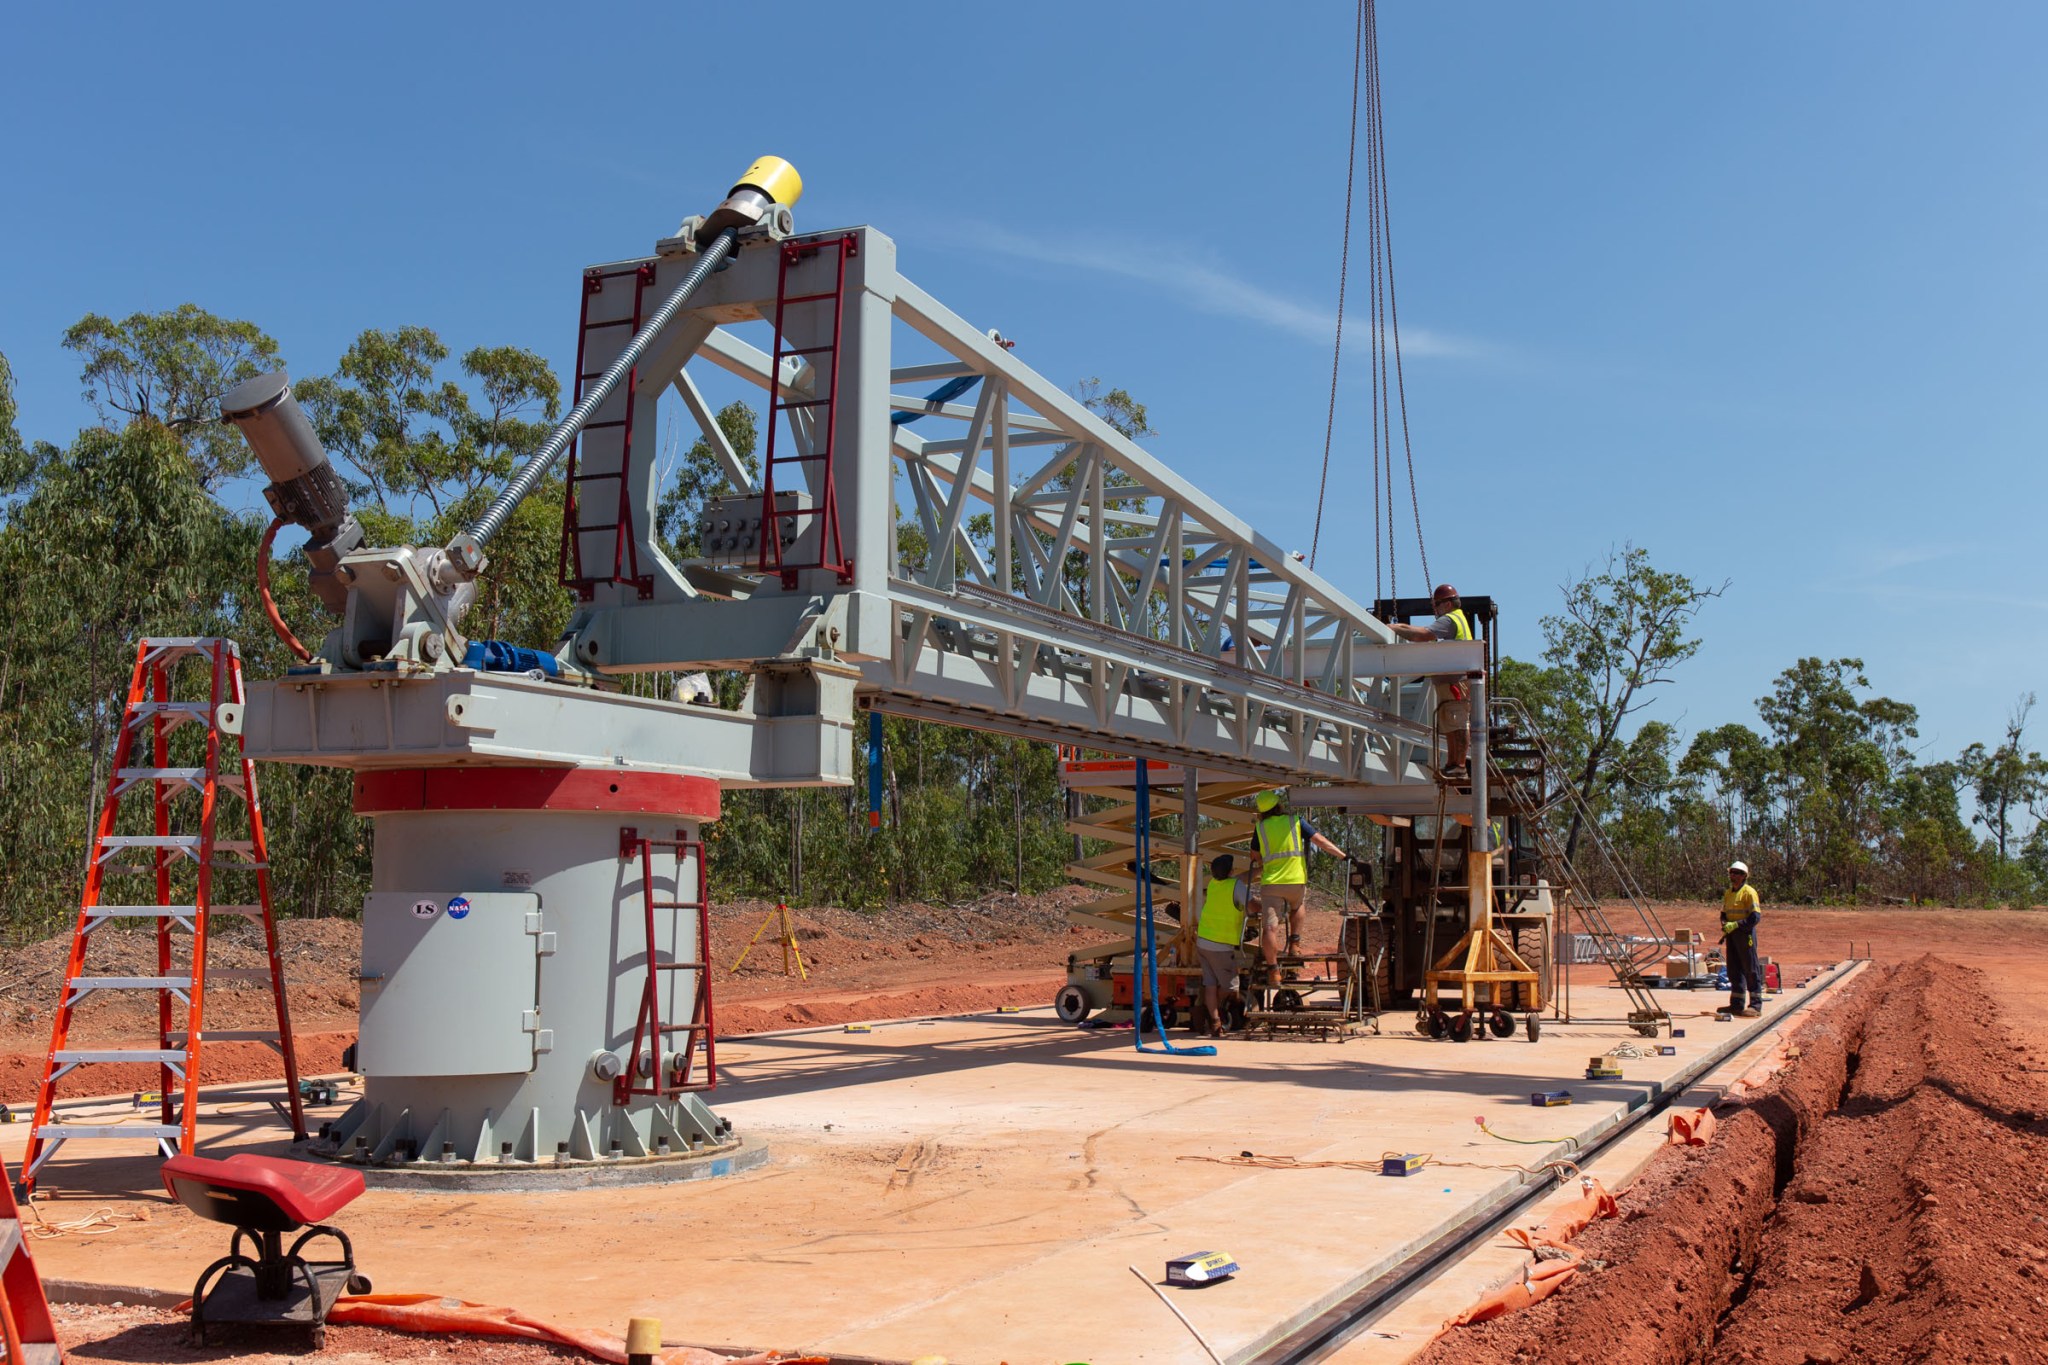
[112,766,244,793]
[31,1124,181,1141]
[123,701,213,724]
[53,1049,186,1064]
[70,976,194,992]
[85,904,263,920]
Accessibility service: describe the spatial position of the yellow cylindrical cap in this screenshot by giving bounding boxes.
[734,156,803,207]
[625,1317,662,1354]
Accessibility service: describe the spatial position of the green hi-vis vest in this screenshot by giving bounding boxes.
[1445,608,1473,640]
[1256,813,1308,885]
[1196,876,1247,946]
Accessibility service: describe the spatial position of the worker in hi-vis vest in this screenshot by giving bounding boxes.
[1721,860,1763,1018]
[1194,853,1254,1038]
[1387,583,1479,778]
[1252,790,1348,980]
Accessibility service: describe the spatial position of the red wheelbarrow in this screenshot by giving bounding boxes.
[161,1154,372,1348]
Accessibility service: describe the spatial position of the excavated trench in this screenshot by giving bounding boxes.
[1413,957,2048,1365]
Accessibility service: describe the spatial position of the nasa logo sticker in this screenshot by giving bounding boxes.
[447,896,471,921]
[411,899,439,920]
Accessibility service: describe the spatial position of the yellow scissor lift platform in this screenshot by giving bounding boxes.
[1053,758,1264,1030]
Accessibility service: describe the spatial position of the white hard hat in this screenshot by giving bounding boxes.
[1728,860,1749,875]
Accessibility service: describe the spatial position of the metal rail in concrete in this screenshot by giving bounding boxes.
[1250,957,1870,1365]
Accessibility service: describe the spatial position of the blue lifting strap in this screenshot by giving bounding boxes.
[1134,762,1216,1057]
[889,375,980,427]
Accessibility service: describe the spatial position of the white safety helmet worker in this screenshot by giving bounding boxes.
[1728,860,1749,876]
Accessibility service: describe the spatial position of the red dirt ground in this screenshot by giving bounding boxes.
[50,1303,593,1363]
[1414,953,2048,1364]
[8,895,2048,1102]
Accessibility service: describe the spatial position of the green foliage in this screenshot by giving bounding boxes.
[295,328,560,521]
[1959,694,2048,863]
[61,304,283,489]
[708,715,1073,908]
[0,315,565,940]
[0,354,25,491]
[1536,544,1725,862]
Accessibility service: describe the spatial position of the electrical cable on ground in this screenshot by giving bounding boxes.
[1131,1264,1226,1365]
[1178,1151,1582,1186]
[1475,1119,1584,1150]
[26,1204,149,1239]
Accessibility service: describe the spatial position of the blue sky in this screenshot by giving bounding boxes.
[4,3,2043,773]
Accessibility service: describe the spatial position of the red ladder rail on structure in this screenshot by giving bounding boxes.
[758,234,856,589]
[0,1148,61,1363]
[559,263,657,600]
[614,829,716,1104]
[19,639,306,1199]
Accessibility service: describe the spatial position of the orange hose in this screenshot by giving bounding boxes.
[257,516,313,663]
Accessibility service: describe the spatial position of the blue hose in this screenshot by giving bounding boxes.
[1134,762,1216,1057]
[890,375,980,426]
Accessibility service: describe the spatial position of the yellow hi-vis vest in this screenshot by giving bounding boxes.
[1196,876,1247,946]
[1256,813,1308,885]
[1721,883,1761,941]
[1444,608,1473,640]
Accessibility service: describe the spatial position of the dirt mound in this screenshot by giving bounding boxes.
[1415,956,2048,1364]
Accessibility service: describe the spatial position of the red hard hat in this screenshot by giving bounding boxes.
[1433,583,1458,602]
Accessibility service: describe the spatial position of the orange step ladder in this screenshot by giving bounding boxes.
[0,1149,61,1362]
[19,638,306,1198]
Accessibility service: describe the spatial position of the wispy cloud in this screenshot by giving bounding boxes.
[930,220,1488,360]
[1820,542,2048,611]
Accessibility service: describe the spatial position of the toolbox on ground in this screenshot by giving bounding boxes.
[1166,1250,1238,1285]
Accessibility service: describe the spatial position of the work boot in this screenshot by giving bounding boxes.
[1739,1006,1761,1018]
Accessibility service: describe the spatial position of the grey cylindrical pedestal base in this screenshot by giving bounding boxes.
[312,768,731,1175]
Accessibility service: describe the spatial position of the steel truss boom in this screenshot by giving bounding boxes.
[562,225,1477,786]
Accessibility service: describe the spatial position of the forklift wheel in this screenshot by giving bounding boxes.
[1525,1013,1542,1043]
[1487,1008,1516,1039]
[1448,1011,1475,1043]
[1054,984,1092,1024]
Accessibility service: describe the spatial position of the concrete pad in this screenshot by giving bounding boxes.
[10,973,1848,1365]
